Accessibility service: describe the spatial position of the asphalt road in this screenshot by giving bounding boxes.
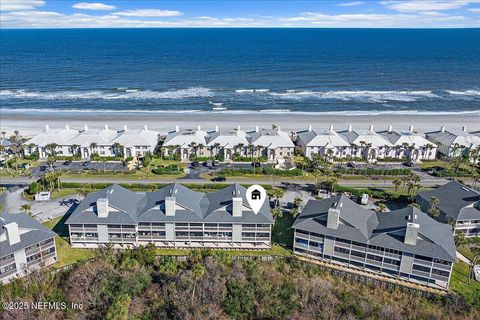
[0,175,450,188]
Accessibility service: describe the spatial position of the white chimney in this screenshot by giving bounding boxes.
[97,198,109,218]
[388,125,393,132]
[462,126,467,132]
[175,125,179,132]
[405,220,419,246]
[255,125,259,132]
[277,126,281,131]
[105,124,109,130]
[144,125,148,131]
[329,124,334,132]
[369,125,374,132]
[165,197,176,216]
[308,125,312,132]
[232,197,243,217]
[123,125,127,131]
[215,125,219,132]
[348,125,352,132]
[327,207,340,230]
[197,125,201,131]
[84,124,88,131]
[237,125,241,131]
[409,125,414,132]
[65,124,70,130]
[4,222,21,245]
[440,126,445,132]
[45,124,50,131]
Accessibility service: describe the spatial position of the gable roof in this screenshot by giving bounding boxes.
[25,127,81,147]
[163,128,208,147]
[417,181,480,221]
[247,129,294,149]
[0,213,57,258]
[206,129,250,148]
[296,129,350,148]
[66,183,273,225]
[337,128,392,148]
[426,129,480,148]
[112,128,159,148]
[378,129,437,148]
[69,128,120,146]
[293,196,456,261]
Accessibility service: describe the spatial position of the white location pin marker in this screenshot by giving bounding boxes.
[246,184,267,214]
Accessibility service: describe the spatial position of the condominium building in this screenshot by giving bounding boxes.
[417,181,480,237]
[162,126,209,160]
[0,213,57,283]
[337,126,393,161]
[296,125,350,160]
[426,126,480,158]
[24,125,160,159]
[292,195,456,290]
[206,126,250,160]
[378,126,438,161]
[247,126,295,161]
[65,183,273,249]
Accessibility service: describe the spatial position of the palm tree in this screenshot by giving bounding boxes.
[90,142,98,155]
[191,263,205,300]
[213,143,221,159]
[248,144,255,160]
[113,142,124,157]
[197,143,204,157]
[377,203,387,213]
[71,144,80,157]
[392,179,402,193]
[428,196,440,218]
[45,143,58,157]
[469,146,479,173]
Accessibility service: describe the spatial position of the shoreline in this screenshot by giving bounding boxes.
[1,112,479,136]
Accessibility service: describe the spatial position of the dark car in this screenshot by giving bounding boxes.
[347,161,356,168]
[211,176,226,182]
[63,160,72,165]
[40,165,47,171]
[251,161,261,167]
[190,161,199,167]
[82,161,91,166]
[403,161,414,167]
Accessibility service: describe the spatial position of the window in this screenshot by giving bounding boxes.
[412,264,431,273]
[334,247,350,255]
[295,238,308,245]
[431,268,449,277]
[367,254,383,262]
[350,250,365,258]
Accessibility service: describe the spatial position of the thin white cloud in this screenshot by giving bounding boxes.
[468,8,480,12]
[381,1,480,12]
[338,1,365,6]
[0,0,44,11]
[113,9,182,17]
[72,2,116,11]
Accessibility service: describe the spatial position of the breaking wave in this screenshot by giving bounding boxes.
[268,90,439,102]
[0,87,214,100]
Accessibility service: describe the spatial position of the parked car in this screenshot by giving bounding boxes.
[82,161,91,166]
[40,165,47,171]
[191,161,199,167]
[211,176,226,182]
[347,161,356,168]
[251,161,261,167]
[63,160,72,165]
[403,161,414,167]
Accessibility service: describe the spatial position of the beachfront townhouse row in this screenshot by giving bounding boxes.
[24,125,160,159]
[417,181,480,237]
[426,126,480,160]
[296,125,438,162]
[65,183,274,249]
[162,125,295,161]
[292,195,456,290]
[0,213,57,284]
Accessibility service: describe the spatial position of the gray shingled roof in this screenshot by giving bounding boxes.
[417,181,480,221]
[293,196,456,262]
[66,184,273,225]
[0,213,57,258]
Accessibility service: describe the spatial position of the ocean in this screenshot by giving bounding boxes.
[0,28,479,116]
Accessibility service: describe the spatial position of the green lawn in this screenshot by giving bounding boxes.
[458,244,475,261]
[60,170,185,180]
[450,262,480,307]
[273,211,295,247]
[43,215,94,268]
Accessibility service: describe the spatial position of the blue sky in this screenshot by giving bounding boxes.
[1,0,479,28]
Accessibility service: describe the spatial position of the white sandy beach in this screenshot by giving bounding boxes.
[1,112,479,137]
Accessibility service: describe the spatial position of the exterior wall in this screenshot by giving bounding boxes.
[0,237,57,284]
[454,219,480,237]
[69,222,272,249]
[292,229,452,290]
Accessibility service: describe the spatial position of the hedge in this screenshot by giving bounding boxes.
[220,167,302,177]
[336,168,411,176]
[335,186,410,202]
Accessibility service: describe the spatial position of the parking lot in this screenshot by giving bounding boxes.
[33,160,127,176]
